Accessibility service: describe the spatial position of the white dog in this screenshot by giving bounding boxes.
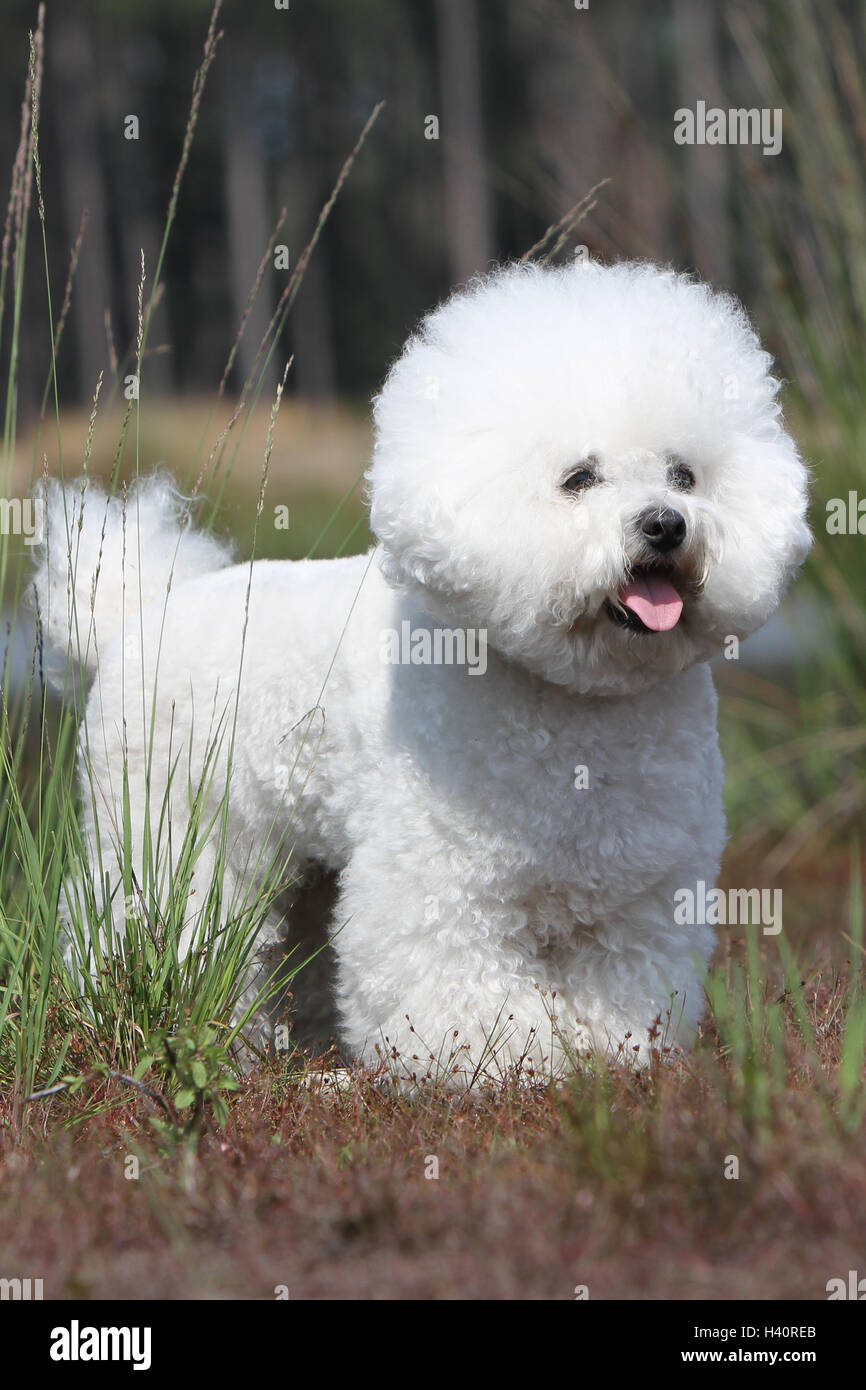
[34,259,811,1084]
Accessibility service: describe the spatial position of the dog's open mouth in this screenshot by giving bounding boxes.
[605,567,684,634]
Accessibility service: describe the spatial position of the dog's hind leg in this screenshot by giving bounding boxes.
[233,862,342,1065]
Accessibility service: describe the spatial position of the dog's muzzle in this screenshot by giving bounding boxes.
[603,507,692,633]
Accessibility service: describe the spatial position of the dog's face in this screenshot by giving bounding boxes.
[368,260,811,695]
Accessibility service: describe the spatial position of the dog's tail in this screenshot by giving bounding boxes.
[30,472,233,695]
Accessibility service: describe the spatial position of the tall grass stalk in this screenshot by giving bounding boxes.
[0,1,377,1132]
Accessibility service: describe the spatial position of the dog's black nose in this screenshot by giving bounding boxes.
[638,507,686,553]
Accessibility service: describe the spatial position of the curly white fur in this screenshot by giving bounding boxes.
[31,259,811,1084]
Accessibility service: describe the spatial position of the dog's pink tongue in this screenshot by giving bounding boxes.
[620,573,683,631]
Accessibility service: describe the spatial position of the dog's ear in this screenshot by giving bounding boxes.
[368,475,460,597]
[366,263,544,594]
[699,429,812,640]
[366,344,464,596]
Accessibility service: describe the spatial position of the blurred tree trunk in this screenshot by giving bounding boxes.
[50,6,112,403]
[617,10,672,261]
[435,0,492,282]
[275,153,336,400]
[222,48,276,399]
[674,0,732,286]
[512,2,616,259]
[99,35,173,394]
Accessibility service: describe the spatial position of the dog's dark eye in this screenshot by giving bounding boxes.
[667,456,696,492]
[562,460,599,494]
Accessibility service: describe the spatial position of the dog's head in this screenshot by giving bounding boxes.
[367,260,811,695]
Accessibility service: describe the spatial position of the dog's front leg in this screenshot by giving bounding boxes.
[330,842,597,1088]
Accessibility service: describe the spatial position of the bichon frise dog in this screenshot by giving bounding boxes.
[34,259,811,1084]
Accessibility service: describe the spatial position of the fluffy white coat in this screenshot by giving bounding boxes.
[32,259,811,1083]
